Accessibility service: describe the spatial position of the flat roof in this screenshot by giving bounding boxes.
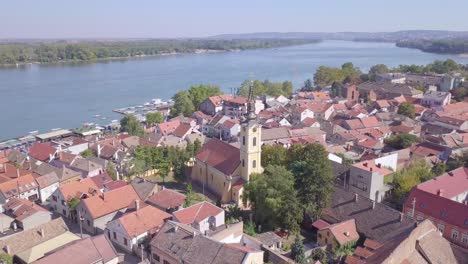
[35,129,73,140]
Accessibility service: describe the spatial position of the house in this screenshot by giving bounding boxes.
[403,167,468,249]
[3,198,52,230]
[105,202,171,253]
[347,219,458,264]
[156,120,181,136]
[317,219,359,251]
[440,74,465,92]
[150,221,263,264]
[28,143,57,162]
[0,174,40,210]
[147,188,186,213]
[358,82,423,100]
[172,201,224,235]
[130,177,159,201]
[35,172,60,203]
[347,155,397,202]
[219,119,241,140]
[291,106,315,123]
[0,218,80,264]
[52,136,89,155]
[49,177,100,218]
[376,73,406,84]
[420,91,451,109]
[67,157,103,177]
[89,172,113,192]
[78,184,140,234]
[199,94,233,116]
[33,162,82,184]
[172,123,194,140]
[33,235,120,264]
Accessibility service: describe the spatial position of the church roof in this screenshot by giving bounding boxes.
[195,139,240,176]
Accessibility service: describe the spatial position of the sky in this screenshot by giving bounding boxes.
[2,0,468,39]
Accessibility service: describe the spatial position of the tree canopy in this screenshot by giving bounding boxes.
[171,84,221,116]
[384,133,421,149]
[120,114,145,137]
[392,161,434,208]
[291,236,306,264]
[313,62,362,87]
[145,112,164,126]
[243,165,303,233]
[397,102,416,118]
[237,79,293,97]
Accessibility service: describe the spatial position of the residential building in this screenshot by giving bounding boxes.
[317,219,359,251]
[146,188,186,213]
[3,198,52,230]
[403,167,468,249]
[150,221,263,264]
[420,91,451,109]
[347,154,397,202]
[105,202,171,253]
[440,74,465,92]
[0,218,80,264]
[199,94,233,116]
[33,235,120,264]
[49,177,100,218]
[172,201,224,235]
[35,172,60,203]
[78,184,140,234]
[0,174,40,211]
[130,177,158,201]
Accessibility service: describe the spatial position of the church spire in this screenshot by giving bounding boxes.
[245,80,257,121]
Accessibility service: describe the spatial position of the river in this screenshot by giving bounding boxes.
[1,40,468,140]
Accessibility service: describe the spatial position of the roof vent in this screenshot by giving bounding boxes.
[173,225,178,232]
[437,189,444,196]
[344,231,350,237]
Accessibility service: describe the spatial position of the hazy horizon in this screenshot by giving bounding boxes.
[2,0,468,39]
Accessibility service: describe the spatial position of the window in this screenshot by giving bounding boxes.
[52,195,57,202]
[224,182,226,187]
[62,209,66,216]
[462,234,468,246]
[318,233,322,239]
[252,160,256,168]
[87,220,91,226]
[242,136,245,145]
[451,230,459,241]
[163,260,170,264]
[242,159,245,167]
[437,224,445,233]
[107,231,111,239]
[253,137,257,146]
[113,232,117,240]
[124,238,128,246]
[153,254,160,262]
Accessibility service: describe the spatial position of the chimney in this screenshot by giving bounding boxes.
[354,193,358,202]
[448,171,454,176]
[173,225,178,232]
[437,189,444,197]
[344,231,350,237]
[97,144,102,157]
[370,167,373,172]
[40,228,45,237]
[16,169,20,178]
[193,231,197,238]
[4,245,10,255]
[135,200,140,211]
[377,163,382,168]
[363,162,368,167]
[399,213,404,222]
[49,153,54,162]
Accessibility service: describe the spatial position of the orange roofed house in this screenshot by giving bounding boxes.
[317,219,359,251]
[78,184,141,234]
[172,201,225,235]
[105,202,171,253]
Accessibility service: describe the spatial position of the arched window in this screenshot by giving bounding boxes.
[253,137,257,146]
[252,160,257,168]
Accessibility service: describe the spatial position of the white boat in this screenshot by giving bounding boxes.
[29,130,39,134]
[94,114,101,118]
[51,128,61,131]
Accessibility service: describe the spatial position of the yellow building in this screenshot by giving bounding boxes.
[191,82,262,205]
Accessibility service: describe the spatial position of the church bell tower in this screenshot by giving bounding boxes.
[239,81,262,182]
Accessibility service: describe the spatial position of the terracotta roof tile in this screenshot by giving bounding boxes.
[147,189,186,210]
[173,201,223,225]
[28,143,56,162]
[324,219,359,245]
[117,205,171,237]
[81,185,140,219]
[195,139,240,176]
[59,177,101,201]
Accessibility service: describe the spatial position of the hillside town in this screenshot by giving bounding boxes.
[0,66,467,264]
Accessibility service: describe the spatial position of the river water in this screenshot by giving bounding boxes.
[1,40,468,140]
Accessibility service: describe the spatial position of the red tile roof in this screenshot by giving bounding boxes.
[147,189,186,210]
[324,219,359,245]
[173,123,192,138]
[232,178,245,191]
[363,238,383,250]
[173,201,223,225]
[360,116,380,128]
[354,246,373,259]
[0,174,38,199]
[4,198,49,221]
[89,172,113,189]
[353,160,393,176]
[195,139,240,176]
[311,219,330,230]
[103,180,128,191]
[375,100,390,108]
[208,94,233,106]
[82,185,140,219]
[117,205,171,237]
[417,167,468,200]
[59,178,101,201]
[344,119,364,130]
[157,120,181,135]
[28,143,56,162]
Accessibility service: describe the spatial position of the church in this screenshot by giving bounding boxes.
[191,82,263,205]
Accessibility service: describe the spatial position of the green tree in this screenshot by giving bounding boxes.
[120,114,145,137]
[282,81,294,96]
[385,133,421,149]
[431,163,447,176]
[184,183,195,207]
[333,241,356,261]
[243,165,302,233]
[289,143,334,219]
[244,220,257,237]
[291,236,306,264]
[145,112,164,126]
[341,62,362,83]
[302,78,314,91]
[0,253,12,264]
[310,249,328,264]
[194,138,202,154]
[397,102,416,118]
[80,149,95,158]
[392,161,434,207]
[172,90,195,116]
[106,163,118,180]
[261,145,287,167]
[188,84,222,107]
[330,81,343,97]
[314,66,345,87]
[369,64,390,80]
